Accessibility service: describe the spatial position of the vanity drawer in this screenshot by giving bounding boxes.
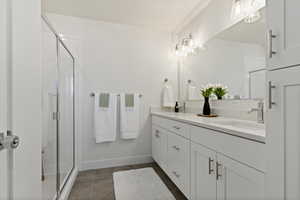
[167,132,190,198]
[152,116,190,139]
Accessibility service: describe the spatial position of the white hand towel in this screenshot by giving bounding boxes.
[120,93,140,139]
[162,84,175,107]
[94,93,117,143]
[187,85,199,100]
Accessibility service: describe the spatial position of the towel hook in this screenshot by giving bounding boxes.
[164,78,168,83]
[188,80,192,84]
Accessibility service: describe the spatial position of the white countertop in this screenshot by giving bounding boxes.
[151,111,266,143]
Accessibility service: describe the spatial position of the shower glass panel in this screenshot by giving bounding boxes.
[58,42,75,191]
[42,16,75,200]
[42,20,58,200]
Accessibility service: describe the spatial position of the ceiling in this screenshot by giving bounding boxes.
[42,0,210,32]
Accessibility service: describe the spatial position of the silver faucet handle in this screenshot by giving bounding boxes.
[257,101,264,108]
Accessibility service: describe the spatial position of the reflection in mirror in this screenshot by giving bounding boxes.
[182,9,266,101]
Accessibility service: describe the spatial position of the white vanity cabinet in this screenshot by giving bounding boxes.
[267,0,300,69]
[152,115,266,200]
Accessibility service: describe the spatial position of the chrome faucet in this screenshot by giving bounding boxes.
[248,101,264,123]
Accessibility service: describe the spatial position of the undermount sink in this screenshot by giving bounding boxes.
[212,119,265,131]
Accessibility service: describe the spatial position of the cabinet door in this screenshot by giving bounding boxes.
[152,126,161,165]
[152,126,168,171]
[266,66,300,199]
[216,154,265,200]
[267,0,300,69]
[191,142,216,200]
[168,133,190,198]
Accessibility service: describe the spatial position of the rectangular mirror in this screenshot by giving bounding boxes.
[181,8,266,102]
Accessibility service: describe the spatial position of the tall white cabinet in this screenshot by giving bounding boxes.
[267,0,300,69]
[266,66,300,200]
[266,1,300,199]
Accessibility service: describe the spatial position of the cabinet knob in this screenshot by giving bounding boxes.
[173,126,181,130]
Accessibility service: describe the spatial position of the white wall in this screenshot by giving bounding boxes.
[46,13,177,170]
[183,38,265,99]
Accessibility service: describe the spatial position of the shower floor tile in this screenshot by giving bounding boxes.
[68,162,187,200]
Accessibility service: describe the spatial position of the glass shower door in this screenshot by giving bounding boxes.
[58,42,75,191]
[42,21,58,200]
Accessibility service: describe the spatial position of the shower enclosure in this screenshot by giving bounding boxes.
[42,16,75,200]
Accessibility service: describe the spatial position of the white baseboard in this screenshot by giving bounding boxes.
[80,155,153,171]
[58,167,78,200]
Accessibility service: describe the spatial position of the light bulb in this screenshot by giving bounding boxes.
[235,0,241,15]
[244,10,261,23]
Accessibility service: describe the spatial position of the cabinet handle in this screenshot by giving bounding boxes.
[172,145,180,151]
[216,162,222,180]
[155,130,160,138]
[172,171,180,178]
[268,81,276,109]
[208,157,214,175]
[268,30,277,58]
[173,126,181,130]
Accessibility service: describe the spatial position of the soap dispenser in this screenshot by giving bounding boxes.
[175,101,179,113]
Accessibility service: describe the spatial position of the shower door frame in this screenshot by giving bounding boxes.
[42,15,76,199]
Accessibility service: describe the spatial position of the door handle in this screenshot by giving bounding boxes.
[268,30,277,58]
[208,157,214,175]
[0,131,20,152]
[216,162,222,180]
[268,81,276,109]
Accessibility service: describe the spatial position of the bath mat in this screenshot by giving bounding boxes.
[113,168,175,200]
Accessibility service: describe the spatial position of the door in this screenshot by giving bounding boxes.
[191,142,216,200]
[267,0,300,69]
[1,0,42,199]
[57,40,75,192]
[216,154,265,200]
[0,0,9,198]
[266,66,300,200]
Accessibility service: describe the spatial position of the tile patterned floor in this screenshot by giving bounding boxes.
[68,162,188,200]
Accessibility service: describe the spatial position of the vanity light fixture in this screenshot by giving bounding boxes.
[174,34,204,57]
